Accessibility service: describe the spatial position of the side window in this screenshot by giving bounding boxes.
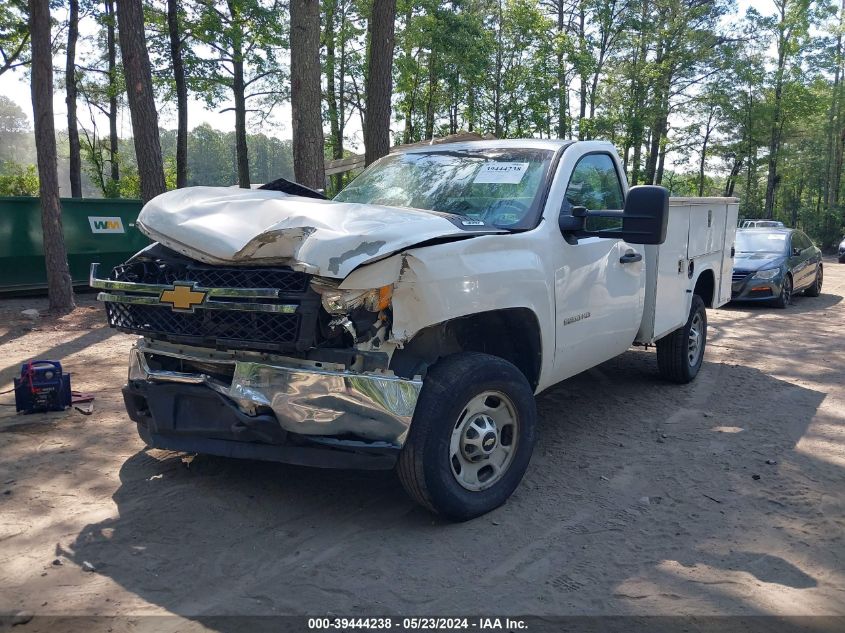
[799,232,813,250]
[564,153,624,232]
[791,233,808,252]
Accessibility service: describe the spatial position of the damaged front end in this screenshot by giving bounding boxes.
[91,184,503,467]
[91,242,420,468]
[123,339,420,468]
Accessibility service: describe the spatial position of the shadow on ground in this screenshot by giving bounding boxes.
[57,348,839,627]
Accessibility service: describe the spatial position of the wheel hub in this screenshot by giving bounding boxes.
[449,391,519,492]
[460,415,499,462]
[688,312,703,366]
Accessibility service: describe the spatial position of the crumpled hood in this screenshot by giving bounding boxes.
[136,186,502,278]
[734,252,785,271]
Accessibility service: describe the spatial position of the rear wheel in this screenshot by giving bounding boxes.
[773,273,792,308]
[397,352,536,521]
[656,294,707,384]
[804,264,822,297]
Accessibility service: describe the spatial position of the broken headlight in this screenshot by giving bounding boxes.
[310,278,392,315]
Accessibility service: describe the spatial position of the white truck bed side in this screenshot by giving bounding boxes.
[636,197,739,344]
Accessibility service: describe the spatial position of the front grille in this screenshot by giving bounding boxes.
[106,303,303,351]
[104,254,320,354]
[732,270,751,283]
[112,260,310,293]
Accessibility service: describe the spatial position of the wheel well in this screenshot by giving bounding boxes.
[390,309,542,390]
[693,269,715,307]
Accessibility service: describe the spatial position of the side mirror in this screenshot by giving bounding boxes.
[791,247,802,256]
[620,185,669,245]
[558,185,669,245]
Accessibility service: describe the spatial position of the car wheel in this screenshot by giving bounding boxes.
[773,273,792,308]
[396,352,537,522]
[656,294,707,384]
[804,264,823,297]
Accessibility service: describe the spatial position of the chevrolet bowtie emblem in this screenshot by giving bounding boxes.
[159,283,207,311]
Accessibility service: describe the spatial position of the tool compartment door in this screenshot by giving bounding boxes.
[687,203,725,258]
[717,202,739,306]
[651,204,691,340]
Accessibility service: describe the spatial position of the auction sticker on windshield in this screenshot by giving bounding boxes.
[473,162,529,184]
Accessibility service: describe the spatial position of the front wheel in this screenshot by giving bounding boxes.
[397,352,537,521]
[656,294,707,384]
[773,273,792,308]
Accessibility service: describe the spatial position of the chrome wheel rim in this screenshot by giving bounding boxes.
[688,311,703,367]
[817,267,823,291]
[449,391,519,492]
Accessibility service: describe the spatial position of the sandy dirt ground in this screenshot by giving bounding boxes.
[0,260,843,631]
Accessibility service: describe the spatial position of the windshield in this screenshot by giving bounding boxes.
[334,148,554,228]
[735,231,788,254]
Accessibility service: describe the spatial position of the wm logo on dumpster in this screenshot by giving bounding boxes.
[88,216,125,234]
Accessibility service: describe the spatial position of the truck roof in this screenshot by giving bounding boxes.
[400,138,601,153]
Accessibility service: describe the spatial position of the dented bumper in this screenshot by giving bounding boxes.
[125,340,422,464]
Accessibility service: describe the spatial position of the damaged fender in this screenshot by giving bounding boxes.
[340,235,556,390]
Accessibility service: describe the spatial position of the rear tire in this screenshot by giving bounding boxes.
[804,264,822,297]
[397,352,536,522]
[656,294,707,384]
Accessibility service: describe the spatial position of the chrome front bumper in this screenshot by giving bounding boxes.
[129,340,422,447]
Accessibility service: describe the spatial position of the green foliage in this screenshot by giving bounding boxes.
[0,162,39,196]
[190,0,288,115]
[0,0,30,75]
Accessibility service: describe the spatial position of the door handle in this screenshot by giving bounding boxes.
[619,252,642,264]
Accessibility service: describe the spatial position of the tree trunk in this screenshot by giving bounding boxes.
[494,1,503,138]
[655,139,666,185]
[167,0,188,188]
[324,0,342,192]
[363,0,396,165]
[116,0,165,201]
[644,62,669,184]
[724,156,742,197]
[66,0,82,197]
[232,59,250,187]
[555,0,566,138]
[698,108,715,197]
[828,0,845,209]
[764,4,789,219]
[576,5,586,140]
[106,0,120,183]
[30,0,75,312]
[290,0,326,189]
[424,50,436,139]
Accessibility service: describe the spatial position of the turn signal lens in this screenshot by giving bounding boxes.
[375,285,392,311]
[311,278,393,314]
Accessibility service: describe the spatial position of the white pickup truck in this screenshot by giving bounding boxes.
[91,140,738,520]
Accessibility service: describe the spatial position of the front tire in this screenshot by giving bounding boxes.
[773,273,792,308]
[397,352,537,521]
[656,294,707,384]
[804,264,822,297]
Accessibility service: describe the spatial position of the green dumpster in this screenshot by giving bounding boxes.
[0,196,148,294]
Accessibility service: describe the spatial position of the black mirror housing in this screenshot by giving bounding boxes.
[620,185,669,245]
[559,185,669,245]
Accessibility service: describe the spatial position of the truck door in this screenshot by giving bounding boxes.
[552,152,646,377]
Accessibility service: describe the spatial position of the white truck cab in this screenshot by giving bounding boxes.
[92,139,738,520]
